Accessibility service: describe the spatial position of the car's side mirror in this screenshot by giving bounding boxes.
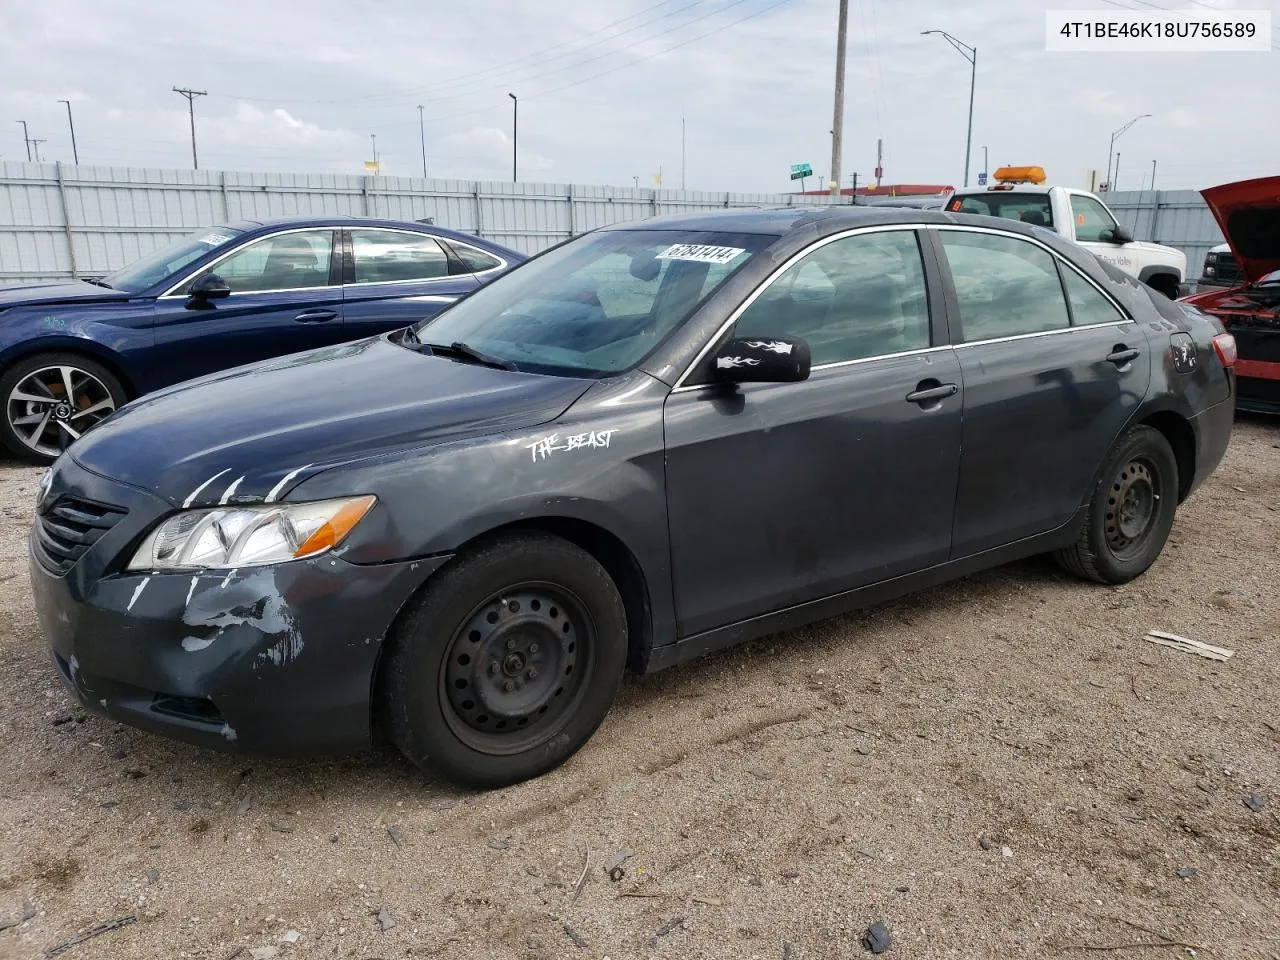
[1105,224,1134,244]
[712,336,811,384]
[185,273,231,309]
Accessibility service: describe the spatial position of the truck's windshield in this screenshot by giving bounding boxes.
[948,192,1054,229]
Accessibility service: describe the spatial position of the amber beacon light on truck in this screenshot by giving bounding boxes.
[986,166,1048,190]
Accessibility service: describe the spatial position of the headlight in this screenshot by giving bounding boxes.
[126,496,376,571]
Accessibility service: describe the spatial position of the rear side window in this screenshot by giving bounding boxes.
[1062,266,1125,325]
[1069,195,1119,243]
[351,229,449,283]
[451,243,504,274]
[948,192,1054,229]
[735,230,931,365]
[939,231,1070,341]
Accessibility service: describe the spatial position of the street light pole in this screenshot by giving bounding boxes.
[1106,113,1150,189]
[58,100,78,165]
[922,30,977,187]
[829,0,849,198]
[418,104,427,178]
[982,144,989,179]
[16,120,31,162]
[508,93,518,183]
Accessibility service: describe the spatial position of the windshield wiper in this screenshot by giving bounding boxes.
[82,277,114,289]
[418,339,518,371]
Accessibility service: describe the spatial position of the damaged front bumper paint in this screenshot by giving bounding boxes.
[30,456,446,757]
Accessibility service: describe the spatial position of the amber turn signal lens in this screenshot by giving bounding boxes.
[293,495,377,557]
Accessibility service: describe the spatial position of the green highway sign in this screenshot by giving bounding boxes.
[789,162,813,181]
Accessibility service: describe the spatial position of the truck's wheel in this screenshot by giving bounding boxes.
[1146,274,1180,299]
[1055,425,1179,585]
[0,352,126,463]
[379,532,628,788]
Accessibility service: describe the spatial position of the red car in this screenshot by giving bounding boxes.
[1181,176,1280,414]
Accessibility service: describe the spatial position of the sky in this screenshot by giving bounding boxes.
[1,0,1277,194]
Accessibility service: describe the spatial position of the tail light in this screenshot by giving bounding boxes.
[1212,332,1237,368]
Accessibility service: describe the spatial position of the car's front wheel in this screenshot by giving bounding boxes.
[0,352,126,463]
[1055,425,1179,584]
[379,532,628,788]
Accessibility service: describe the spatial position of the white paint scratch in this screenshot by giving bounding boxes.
[220,724,238,742]
[181,635,215,652]
[186,576,199,607]
[126,577,151,612]
[218,475,245,505]
[220,569,238,588]
[264,463,314,503]
[183,468,231,508]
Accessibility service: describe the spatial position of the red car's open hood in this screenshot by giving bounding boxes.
[1201,176,1280,285]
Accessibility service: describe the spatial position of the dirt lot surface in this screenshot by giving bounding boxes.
[0,421,1277,960]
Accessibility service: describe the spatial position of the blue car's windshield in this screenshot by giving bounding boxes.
[104,227,245,294]
[413,229,771,376]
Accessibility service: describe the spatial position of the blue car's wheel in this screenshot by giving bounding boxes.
[0,352,125,464]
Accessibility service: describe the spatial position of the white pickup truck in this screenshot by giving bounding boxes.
[947,170,1187,298]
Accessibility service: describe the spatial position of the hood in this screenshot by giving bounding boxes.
[68,337,592,507]
[1201,176,1280,284]
[0,279,133,308]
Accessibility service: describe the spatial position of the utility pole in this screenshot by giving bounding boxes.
[1106,114,1150,188]
[418,105,427,178]
[875,138,883,188]
[31,138,46,162]
[16,120,31,161]
[508,93,518,182]
[828,0,849,198]
[58,100,79,165]
[1114,152,1121,192]
[922,30,977,187]
[850,172,858,204]
[1150,159,1157,191]
[172,87,207,169]
[982,144,989,179]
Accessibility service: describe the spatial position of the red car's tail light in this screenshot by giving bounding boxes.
[1212,332,1237,369]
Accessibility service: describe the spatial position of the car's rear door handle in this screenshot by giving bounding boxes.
[294,309,337,323]
[1106,347,1140,366]
[905,382,959,405]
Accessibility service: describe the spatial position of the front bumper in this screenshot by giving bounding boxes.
[29,456,447,757]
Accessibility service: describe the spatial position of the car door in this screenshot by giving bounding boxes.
[151,228,346,385]
[663,228,964,638]
[342,228,482,339]
[1068,193,1136,274]
[934,226,1151,558]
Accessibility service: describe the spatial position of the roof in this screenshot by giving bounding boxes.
[214,216,521,256]
[603,205,955,236]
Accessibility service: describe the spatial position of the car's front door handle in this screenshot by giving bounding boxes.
[906,382,959,405]
[1106,347,1140,366]
[294,309,337,323]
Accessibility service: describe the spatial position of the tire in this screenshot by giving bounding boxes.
[0,352,126,464]
[1145,274,1180,300]
[379,533,627,789]
[1055,425,1179,585]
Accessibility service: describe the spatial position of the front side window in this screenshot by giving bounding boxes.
[351,229,449,283]
[940,231,1070,341]
[1069,195,1120,243]
[413,229,770,376]
[948,192,1054,230]
[735,230,931,365]
[194,230,334,294]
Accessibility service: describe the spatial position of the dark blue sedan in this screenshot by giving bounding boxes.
[0,217,523,462]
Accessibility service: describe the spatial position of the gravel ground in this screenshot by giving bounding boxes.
[0,420,1277,960]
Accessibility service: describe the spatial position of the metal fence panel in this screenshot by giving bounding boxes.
[3,162,1224,286]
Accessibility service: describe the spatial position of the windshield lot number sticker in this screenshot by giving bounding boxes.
[529,430,616,462]
[656,244,745,265]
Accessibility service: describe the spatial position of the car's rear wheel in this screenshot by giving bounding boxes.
[0,352,126,463]
[1055,425,1179,584]
[379,532,627,788]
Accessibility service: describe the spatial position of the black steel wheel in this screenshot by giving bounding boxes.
[1055,425,1179,585]
[0,352,126,463]
[441,585,591,753]
[379,532,628,789]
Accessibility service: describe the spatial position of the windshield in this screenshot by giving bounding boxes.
[413,229,772,376]
[948,192,1054,229]
[104,227,245,293]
